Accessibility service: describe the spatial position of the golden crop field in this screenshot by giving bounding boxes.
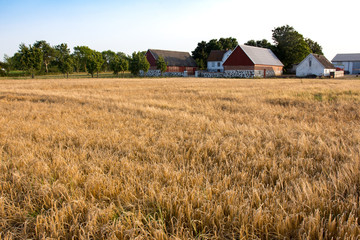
[0,77,359,239]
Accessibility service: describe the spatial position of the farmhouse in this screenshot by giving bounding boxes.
[145,49,198,76]
[207,50,232,72]
[222,45,283,77]
[332,53,360,75]
[296,53,336,77]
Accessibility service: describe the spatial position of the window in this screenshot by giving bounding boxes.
[212,62,215,67]
[217,62,221,67]
[309,59,312,67]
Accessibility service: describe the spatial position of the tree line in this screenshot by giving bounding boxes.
[1,41,152,78]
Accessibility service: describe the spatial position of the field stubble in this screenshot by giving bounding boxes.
[0,77,359,239]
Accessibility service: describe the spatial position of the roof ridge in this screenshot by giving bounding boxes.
[239,45,283,66]
[150,49,191,54]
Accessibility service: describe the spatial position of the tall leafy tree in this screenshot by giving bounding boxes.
[101,50,117,72]
[192,41,207,70]
[129,51,149,76]
[205,39,222,53]
[33,40,56,74]
[305,38,323,55]
[72,46,93,72]
[156,56,167,75]
[192,37,238,70]
[272,25,311,71]
[110,54,128,76]
[55,43,73,78]
[218,37,238,50]
[86,50,104,78]
[245,25,324,71]
[18,44,43,78]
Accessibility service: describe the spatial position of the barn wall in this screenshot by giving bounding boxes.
[224,65,255,71]
[254,65,283,76]
[146,51,157,67]
[166,66,196,75]
[332,61,351,73]
[223,46,254,67]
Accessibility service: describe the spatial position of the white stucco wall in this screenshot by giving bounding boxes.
[207,50,232,72]
[296,54,334,77]
[207,61,223,72]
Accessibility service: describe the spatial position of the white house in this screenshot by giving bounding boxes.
[207,50,232,72]
[296,54,336,77]
[332,53,360,75]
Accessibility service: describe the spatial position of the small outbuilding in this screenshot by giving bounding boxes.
[145,49,198,76]
[296,54,336,77]
[207,50,232,72]
[222,45,283,77]
[332,53,360,75]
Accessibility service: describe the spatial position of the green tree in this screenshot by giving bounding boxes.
[86,50,104,78]
[205,39,222,53]
[129,51,149,76]
[7,52,23,71]
[192,37,238,70]
[156,56,167,75]
[272,25,311,71]
[101,50,117,72]
[245,39,273,49]
[305,38,324,55]
[192,41,207,70]
[218,37,238,50]
[55,43,73,78]
[110,54,128,76]
[18,43,43,78]
[33,40,56,74]
[72,46,93,72]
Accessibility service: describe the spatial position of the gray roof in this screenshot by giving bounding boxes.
[240,45,283,66]
[312,54,335,69]
[332,53,360,62]
[149,49,197,67]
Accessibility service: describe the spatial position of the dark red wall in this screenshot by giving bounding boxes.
[146,50,197,74]
[146,50,157,67]
[223,46,254,66]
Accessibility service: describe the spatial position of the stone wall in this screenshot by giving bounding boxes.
[145,70,161,77]
[226,70,260,78]
[199,72,225,78]
[142,69,277,78]
[265,70,276,77]
[198,70,273,78]
[143,70,185,77]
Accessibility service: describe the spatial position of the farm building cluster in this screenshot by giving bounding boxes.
[144,45,356,78]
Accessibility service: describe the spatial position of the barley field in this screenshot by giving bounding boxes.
[0,77,359,239]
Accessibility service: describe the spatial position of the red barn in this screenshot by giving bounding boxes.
[223,45,283,76]
[146,49,198,75]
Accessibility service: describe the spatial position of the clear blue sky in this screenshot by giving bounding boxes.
[1,0,359,60]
